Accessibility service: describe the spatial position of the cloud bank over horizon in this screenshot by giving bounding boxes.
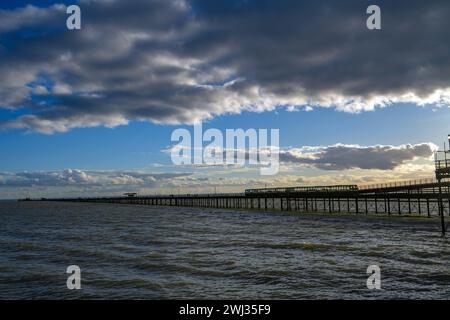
[0,169,192,188]
[0,142,437,198]
[0,0,450,133]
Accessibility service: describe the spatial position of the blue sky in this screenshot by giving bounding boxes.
[0,0,449,198]
[0,103,448,172]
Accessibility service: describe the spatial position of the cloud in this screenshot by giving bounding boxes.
[0,0,450,133]
[0,169,191,188]
[163,140,436,171]
[0,142,437,198]
[280,143,437,170]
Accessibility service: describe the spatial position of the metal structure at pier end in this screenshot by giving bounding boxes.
[35,137,450,236]
[434,136,450,236]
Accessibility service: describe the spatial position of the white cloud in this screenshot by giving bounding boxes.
[0,169,191,188]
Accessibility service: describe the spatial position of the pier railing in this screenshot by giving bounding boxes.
[358,178,438,191]
[435,159,450,170]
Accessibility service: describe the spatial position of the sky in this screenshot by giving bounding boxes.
[0,0,450,199]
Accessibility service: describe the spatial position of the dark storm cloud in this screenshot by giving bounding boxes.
[280,143,437,170]
[0,0,450,133]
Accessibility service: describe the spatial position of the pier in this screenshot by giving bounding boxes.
[48,178,450,217]
[35,137,450,236]
[36,178,450,236]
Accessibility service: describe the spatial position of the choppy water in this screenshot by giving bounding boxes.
[0,201,449,299]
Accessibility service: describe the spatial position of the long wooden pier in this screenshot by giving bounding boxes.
[31,137,450,236]
[47,179,450,217]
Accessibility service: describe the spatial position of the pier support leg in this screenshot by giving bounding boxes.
[438,180,446,237]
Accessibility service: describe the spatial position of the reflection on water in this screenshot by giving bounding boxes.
[0,201,449,299]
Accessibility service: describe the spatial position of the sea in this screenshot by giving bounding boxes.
[0,201,449,299]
